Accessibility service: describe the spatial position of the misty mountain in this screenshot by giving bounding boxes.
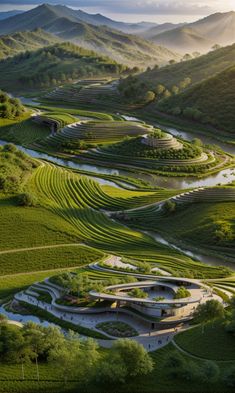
[145,11,235,53]
[0,29,60,60]
[141,23,185,39]
[0,10,24,20]
[0,4,179,66]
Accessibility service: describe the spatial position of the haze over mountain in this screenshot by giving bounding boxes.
[143,11,235,53]
[140,22,185,39]
[0,29,60,60]
[0,4,179,67]
[0,10,24,20]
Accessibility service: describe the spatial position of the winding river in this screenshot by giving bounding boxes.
[1,111,235,271]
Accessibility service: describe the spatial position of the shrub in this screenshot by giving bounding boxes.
[174,286,191,299]
[17,192,37,207]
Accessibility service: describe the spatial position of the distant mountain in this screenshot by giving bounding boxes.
[150,26,214,53]
[158,65,235,133]
[146,11,235,53]
[0,42,128,92]
[0,4,179,66]
[0,29,60,60]
[0,10,23,21]
[141,23,185,39]
[0,4,157,35]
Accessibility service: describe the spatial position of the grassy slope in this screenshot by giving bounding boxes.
[137,42,235,88]
[175,322,235,360]
[158,65,235,133]
[123,200,235,260]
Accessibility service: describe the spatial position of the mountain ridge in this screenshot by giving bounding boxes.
[0,4,179,66]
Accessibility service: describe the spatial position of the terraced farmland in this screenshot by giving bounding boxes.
[44,79,131,112]
[118,193,235,261]
[49,120,152,146]
[28,162,230,278]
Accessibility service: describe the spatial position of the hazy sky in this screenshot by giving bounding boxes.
[0,1,234,23]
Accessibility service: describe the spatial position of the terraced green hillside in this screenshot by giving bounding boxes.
[48,120,151,149]
[117,190,235,261]
[26,162,230,278]
[82,133,232,176]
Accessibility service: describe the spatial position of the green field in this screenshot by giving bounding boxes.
[174,322,235,361]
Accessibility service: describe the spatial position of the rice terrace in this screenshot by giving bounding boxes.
[0,2,235,393]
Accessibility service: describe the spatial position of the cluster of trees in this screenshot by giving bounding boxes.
[109,137,202,161]
[129,288,148,299]
[163,200,176,213]
[165,298,235,388]
[0,91,24,119]
[174,286,191,299]
[0,320,153,385]
[159,103,207,124]
[158,65,235,132]
[214,222,234,243]
[118,75,192,105]
[51,272,136,301]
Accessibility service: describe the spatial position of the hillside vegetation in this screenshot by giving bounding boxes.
[0,29,59,60]
[158,65,235,133]
[0,91,24,119]
[119,43,235,100]
[0,42,129,91]
[0,143,37,194]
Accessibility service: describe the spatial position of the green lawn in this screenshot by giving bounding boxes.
[175,322,235,360]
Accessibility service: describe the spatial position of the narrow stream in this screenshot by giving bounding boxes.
[1,139,235,190]
[147,231,235,270]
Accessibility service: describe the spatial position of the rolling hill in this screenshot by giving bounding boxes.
[145,11,235,54]
[121,42,235,92]
[0,42,128,91]
[0,4,179,67]
[157,65,235,133]
[0,29,60,60]
[141,23,185,40]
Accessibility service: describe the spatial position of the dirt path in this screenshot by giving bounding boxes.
[0,243,84,255]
